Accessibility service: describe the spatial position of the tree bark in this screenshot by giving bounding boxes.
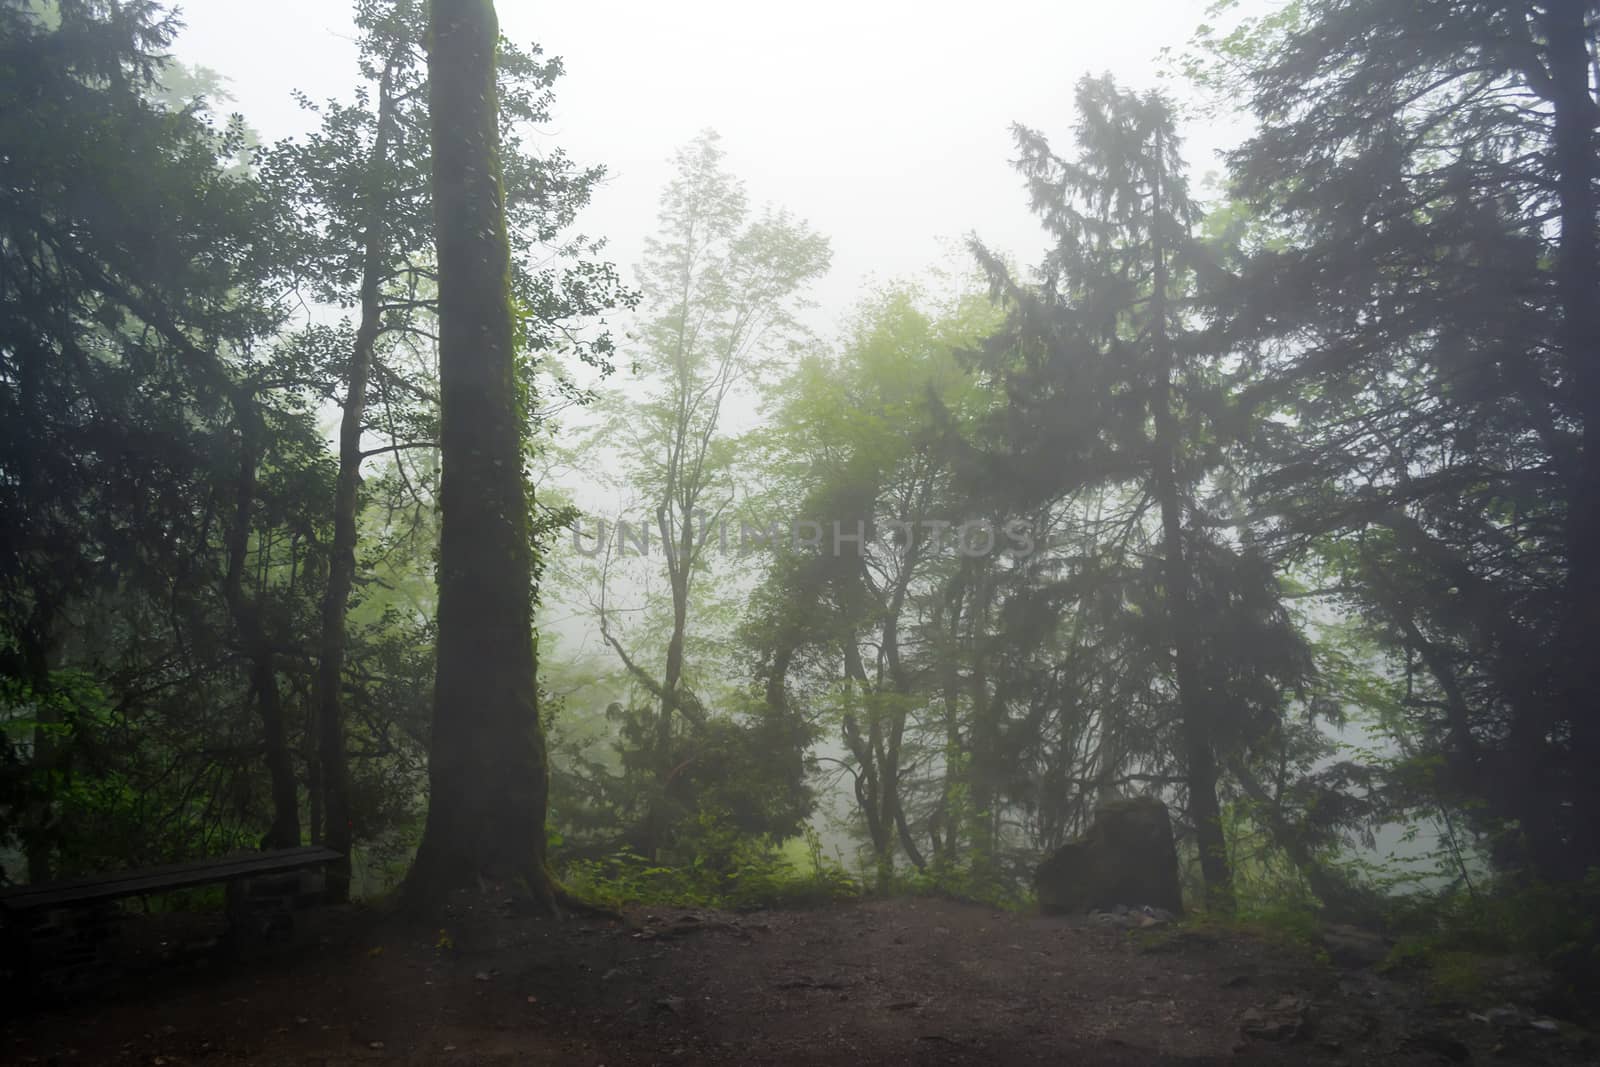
[934,566,968,866]
[842,642,894,889]
[22,596,60,884]
[1544,0,1600,879]
[313,60,401,904]
[1149,124,1233,911]
[17,348,60,884]
[224,394,300,851]
[405,0,553,909]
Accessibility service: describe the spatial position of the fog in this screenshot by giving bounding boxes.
[7,2,1597,1054]
[172,0,1247,340]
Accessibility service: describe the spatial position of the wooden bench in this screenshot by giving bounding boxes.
[0,845,341,995]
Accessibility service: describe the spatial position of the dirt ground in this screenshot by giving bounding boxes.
[5,894,1596,1065]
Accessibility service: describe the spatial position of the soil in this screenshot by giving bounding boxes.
[5,894,1596,1065]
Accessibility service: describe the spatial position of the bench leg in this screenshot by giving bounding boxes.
[4,903,122,1000]
[226,869,325,958]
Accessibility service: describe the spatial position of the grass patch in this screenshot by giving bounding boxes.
[557,831,861,913]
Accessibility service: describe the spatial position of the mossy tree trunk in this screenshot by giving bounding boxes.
[405,0,553,909]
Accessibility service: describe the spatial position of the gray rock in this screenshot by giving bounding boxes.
[1320,923,1389,968]
[1034,797,1184,917]
[1484,1005,1525,1028]
[1241,995,1310,1042]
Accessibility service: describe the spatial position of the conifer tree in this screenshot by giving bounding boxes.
[1217,0,1600,880]
[974,76,1308,909]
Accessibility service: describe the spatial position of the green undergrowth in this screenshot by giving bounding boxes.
[1122,870,1331,959]
[888,864,1032,912]
[555,831,1038,914]
[1134,904,1330,962]
[557,828,861,912]
[1378,872,1600,1011]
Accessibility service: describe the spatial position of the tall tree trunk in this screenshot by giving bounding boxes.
[406,0,553,908]
[1545,0,1600,879]
[250,651,299,848]
[643,505,693,859]
[22,597,59,884]
[934,566,968,866]
[841,642,893,889]
[17,350,59,883]
[966,569,1000,871]
[879,542,926,873]
[1148,126,1233,911]
[224,395,300,850]
[313,60,400,903]
[660,505,692,731]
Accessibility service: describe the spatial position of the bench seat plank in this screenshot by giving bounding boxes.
[0,846,341,912]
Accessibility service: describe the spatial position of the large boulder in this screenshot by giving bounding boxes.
[1034,796,1184,916]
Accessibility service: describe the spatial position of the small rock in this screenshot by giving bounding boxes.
[1484,1005,1524,1028]
[1321,924,1388,968]
[1241,995,1310,1042]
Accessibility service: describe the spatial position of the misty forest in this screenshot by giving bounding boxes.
[3,0,1600,1063]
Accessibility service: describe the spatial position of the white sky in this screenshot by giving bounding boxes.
[170,0,1251,339]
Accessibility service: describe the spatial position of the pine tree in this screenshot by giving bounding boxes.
[973,76,1310,909]
[1218,0,1600,880]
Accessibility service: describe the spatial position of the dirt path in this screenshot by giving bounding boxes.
[5,897,1593,1065]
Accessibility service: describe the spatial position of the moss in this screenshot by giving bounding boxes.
[405,0,553,910]
[1136,910,1328,964]
[1429,950,1493,1002]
